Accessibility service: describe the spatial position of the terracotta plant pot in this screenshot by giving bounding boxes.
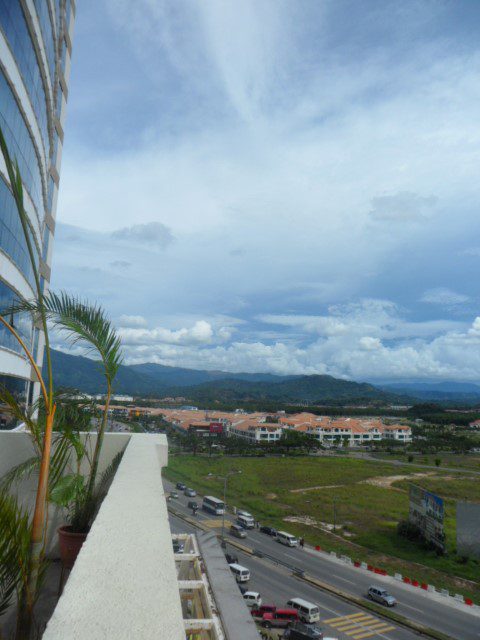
[58,525,88,569]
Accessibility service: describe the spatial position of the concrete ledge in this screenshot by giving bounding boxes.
[44,434,184,640]
[197,531,259,640]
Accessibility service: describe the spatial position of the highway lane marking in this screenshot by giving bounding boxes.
[324,613,396,639]
[336,622,368,631]
[400,603,424,614]
[326,613,370,625]
[324,612,366,623]
[351,627,395,639]
[332,573,356,586]
[366,622,393,630]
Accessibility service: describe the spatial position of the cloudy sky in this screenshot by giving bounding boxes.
[52,0,480,381]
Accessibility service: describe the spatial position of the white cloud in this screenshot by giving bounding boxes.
[118,315,147,328]
[368,191,437,222]
[118,320,214,347]
[111,222,174,248]
[421,288,470,306]
[52,2,480,381]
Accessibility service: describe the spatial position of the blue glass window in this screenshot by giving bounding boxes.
[0,175,39,288]
[0,0,50,161]
[33,0,56,83]
[0,69,45,224]
[0,374,28,428]
[41,226,49,262]
[0,279,33,355]
[47,174,55,214]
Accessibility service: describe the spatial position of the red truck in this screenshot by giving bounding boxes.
[251,604,276,618]
[261,609,299,629]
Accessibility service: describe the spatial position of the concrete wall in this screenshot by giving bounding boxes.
[0,431,131,556]
[43,434,185,639]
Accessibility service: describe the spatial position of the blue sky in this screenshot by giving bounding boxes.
[52,0,480,381]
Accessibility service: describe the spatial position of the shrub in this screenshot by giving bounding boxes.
[407,454,414,463]
[397,519,423,541]
[435,458,441,467]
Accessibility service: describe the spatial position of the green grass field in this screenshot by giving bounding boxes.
[164,454,480,601]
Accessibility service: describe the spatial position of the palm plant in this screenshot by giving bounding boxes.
[0,124,123,636]
[0,125,57,638]
[15,292,123,530]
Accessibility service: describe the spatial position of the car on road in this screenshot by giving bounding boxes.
[229,563,250,582]
[251,604,276,618]
[187,500,198,510]
[284,622,323,639]
[230,524,247,539]
[184,488,196,497]
[225,553,238,565]
[367,586,397,607]
[261,609,299,629]
[170,491,179,499]
[286,598,320,623]
[277,531,299,547]
[172,539,184,554]
[243,592,262,608]
[176,482,186,490]
[237,509,253,519]
[260,525,277,536]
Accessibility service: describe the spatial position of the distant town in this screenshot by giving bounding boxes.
[106,404,412,446]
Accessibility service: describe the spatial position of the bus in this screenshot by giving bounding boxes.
[202,496,225,515]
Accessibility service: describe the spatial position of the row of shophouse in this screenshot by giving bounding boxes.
[158,409,412,446]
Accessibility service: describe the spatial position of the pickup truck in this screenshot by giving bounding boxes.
[251,604,276,618]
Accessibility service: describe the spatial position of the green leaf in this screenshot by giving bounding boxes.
[49,474,86,508]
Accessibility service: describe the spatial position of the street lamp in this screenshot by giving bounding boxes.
[208,470,242,547]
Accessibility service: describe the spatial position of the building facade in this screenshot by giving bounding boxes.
[0,1,75,425]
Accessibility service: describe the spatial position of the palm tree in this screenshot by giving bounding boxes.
[16,292,123,525]
[0,125,123,636]
[0,125,58,638]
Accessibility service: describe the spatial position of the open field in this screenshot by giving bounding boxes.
[370,451,480,471]
[164,454,480,601]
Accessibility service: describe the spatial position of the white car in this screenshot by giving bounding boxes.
[243,592,262,608]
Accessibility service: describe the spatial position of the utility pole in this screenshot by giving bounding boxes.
[333,496,337,533]
[208,470,242,548]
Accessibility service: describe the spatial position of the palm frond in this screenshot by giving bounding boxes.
[0,386,36,436]
[95,450,124,502]
[0,457,38,494]
[0,491,31,618]
[9,293,123,384]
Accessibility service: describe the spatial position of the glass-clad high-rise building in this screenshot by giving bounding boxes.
[0,1,75,426]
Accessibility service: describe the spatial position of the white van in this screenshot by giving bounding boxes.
[229,563,250,583]
[286,598,320,623]
[276,531,299,547]
[237,514,255,529]
[237,509,253,519]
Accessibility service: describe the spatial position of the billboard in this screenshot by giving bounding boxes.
[209,422,224,434]
[409,484,445,551]
[457,502,480,559]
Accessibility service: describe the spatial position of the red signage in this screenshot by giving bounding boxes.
[209,422,223,434]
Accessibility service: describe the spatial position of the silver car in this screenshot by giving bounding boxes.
[367,586,397,607]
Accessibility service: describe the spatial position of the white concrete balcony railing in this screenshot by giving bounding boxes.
[0,432,185,639]
[43,433,185,639]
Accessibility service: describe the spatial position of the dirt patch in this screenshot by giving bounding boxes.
[290,484,344,493]
[284,515,343,533]
[361,472,437,489]
[265,493,278,500]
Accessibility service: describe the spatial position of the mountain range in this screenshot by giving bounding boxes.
[49,349,480,405]
[49,349,403,405]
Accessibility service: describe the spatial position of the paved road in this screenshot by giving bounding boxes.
[170,512,419,640]
[165,478,479,640]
